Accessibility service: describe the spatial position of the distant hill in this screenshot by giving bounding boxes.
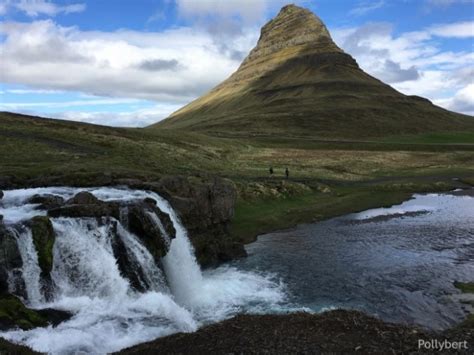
[152,4,474,138]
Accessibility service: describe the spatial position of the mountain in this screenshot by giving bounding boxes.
[151,4,474,138]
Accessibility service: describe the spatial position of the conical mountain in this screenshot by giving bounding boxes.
[152,4,474,138]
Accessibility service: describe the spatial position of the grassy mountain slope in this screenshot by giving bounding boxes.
[152,5,474,138]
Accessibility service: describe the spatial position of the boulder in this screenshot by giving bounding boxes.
[28,194,64,210]
[66,191,99,205]
[48,192,119,219]
[0,190,3,200]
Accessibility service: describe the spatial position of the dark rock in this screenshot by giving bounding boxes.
[66,191,99,205]
[0,190,3,200]
[154,176,242,267]
[48,203,118,219]
[0,294,71,331]
[36,308,72,327]
[27,216,56,300]
[117,310,442,355]
[0,225,23,296]
[154,208,176,240]
[48,192,119,219]
[0,338,40,354]
[127,204,170,261]
[144,197,157,206]
[28,194,64,210]
[110,227,150,293]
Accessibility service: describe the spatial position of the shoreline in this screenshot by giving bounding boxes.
[117,310,473,354]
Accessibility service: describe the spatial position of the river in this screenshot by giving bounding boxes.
[232,191,474,331]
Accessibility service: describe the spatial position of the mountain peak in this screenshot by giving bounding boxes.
[240,4,341,70]
[154,4,473,138]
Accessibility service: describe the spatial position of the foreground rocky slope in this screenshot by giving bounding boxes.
[154,5,474,138]
[118,310,473,354]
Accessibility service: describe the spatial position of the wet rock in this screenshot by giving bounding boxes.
[0,225,23,295]
[66,191,99,205]
[27,216,56,300]
[110,228,150,293]
[0,190,3,200]
[28,194,64,210]
[0,338,41,354]
[48,192,119,219]
[0,294,71,331]
[36,308,72,327]
[127,204,172,261]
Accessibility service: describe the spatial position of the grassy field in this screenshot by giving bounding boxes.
[1,111,474,241]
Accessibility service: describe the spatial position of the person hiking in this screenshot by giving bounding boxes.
[269,166,274,177]
[285,167,289,179]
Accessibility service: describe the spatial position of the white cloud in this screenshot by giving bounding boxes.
[57,104,181,126]
[349,0,385,16]
[6,88,64,94]
[1,0,86,17]
[0,97,141,110]
[0,19,257,104]
[434,84,474,115]
[429,21,474,38]
[333,21,473,115]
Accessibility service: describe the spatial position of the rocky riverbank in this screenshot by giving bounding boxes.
[117,310,473,354]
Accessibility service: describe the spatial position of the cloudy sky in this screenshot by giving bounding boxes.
[0,0,473,127]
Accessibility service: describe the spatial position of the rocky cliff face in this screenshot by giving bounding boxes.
[155,4,474,138]
[117,176,245,267]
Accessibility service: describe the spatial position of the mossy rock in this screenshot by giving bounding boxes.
[0,294,47,330]
[29,216,55,276]
[454,281,474,294]
[0,338,40,354]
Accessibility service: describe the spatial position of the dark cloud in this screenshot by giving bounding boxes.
[378,60,421,83]
[340,23,392,57]
[137,59,181,71]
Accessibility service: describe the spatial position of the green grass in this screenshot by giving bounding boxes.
[231,186,412,243]
[1,111,474,242]
[382,132,474,144]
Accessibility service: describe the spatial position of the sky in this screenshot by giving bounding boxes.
[0,0,473,127]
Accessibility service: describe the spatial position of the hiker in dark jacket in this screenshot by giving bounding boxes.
[285,167,289,179]
[269,166,274,176]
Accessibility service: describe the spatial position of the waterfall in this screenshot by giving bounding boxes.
[51,218,130,299]
[146,192,204,307]
[116,222,168,292]
[0,187,287,354]
[10,226,44,307]
[147,211,171,248]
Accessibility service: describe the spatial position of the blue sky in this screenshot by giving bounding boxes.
[0,0,473,126]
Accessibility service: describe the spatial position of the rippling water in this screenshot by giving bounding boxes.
[232,192,474,330]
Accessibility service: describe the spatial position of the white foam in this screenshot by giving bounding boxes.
[0,187,289,354]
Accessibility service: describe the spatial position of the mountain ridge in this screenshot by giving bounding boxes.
[152,4,474,138]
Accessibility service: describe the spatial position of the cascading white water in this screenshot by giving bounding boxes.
[116,222,168,292]
[147,211,171,247]
[51,218,130,299]
[0,187,288,354]
[10,226,44,307]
